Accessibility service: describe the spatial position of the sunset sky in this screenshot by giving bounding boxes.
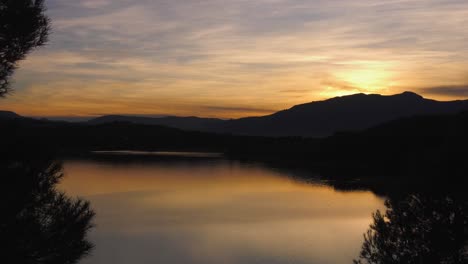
[3,0,468,118]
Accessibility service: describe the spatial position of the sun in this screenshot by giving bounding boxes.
[329,60,398,95]
[318,68,395,99]
[339,69,391,92]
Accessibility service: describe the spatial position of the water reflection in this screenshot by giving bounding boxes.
[355,192,468,264]
[282,165,468,263]
[58,155,468,264]
[61,158,384,264]
[0,153,95,264]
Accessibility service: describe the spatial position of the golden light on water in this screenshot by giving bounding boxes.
[60,159,385,264]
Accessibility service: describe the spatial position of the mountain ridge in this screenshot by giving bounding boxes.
[215,91,468,137]
[3,92,468,137]
[0,111,21,120]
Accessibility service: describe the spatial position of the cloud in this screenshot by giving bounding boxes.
[75,0,112,9]
[279,89,311,94]
[201,106,276,115]
[5,0,468,117]
[419,85,468,97]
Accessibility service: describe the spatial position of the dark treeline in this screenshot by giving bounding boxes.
[0,115,322,157]
[1,111,468,179]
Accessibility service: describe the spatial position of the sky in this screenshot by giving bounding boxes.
[2,0,468,118]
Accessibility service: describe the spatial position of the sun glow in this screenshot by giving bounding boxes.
[3,0,468,117]
[338,69,393,92]
[318,87,362,99]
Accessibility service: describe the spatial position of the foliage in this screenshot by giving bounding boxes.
[355,194,468,264]
[0,152,95,264]
[0,0,49,96]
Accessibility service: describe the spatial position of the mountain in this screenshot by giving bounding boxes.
[87,115,225,132]
[0,111,21,120]
[87,92,468,137]
[3,108,467,176]
[217,92,468,137]
[4,92,468,137]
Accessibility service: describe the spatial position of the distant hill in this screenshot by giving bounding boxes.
[87,115,225,132]
[218,92,468,137]
[2,104,468,175]
[0,111,21,120]
[86,92,468,137]
[3,92,468,137]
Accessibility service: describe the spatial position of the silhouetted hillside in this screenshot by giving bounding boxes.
[0,110,21,120]
[85,92,468,137]
[88,115,225,132]
[0,118,264,154]
[226,111,468,177]
[318,111,468,176]
[219,92,468,137]
[2,110,468,176]
[2,91,468,176]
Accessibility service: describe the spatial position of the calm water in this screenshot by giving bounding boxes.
[60,155,385,264]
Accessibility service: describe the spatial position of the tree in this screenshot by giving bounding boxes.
[0,153,95,264]
[0,0,50,97]
[354,194,468,264]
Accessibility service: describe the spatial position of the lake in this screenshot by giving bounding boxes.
[59,153,385,264]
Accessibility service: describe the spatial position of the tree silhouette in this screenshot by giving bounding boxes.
[354,193,468,264]
[0,0,50,97]
[0,153,95,264]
